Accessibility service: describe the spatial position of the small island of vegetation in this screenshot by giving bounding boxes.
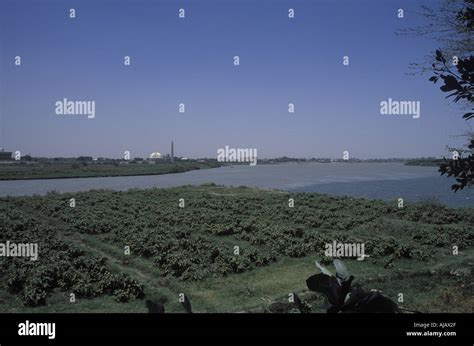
[0,156,221,180]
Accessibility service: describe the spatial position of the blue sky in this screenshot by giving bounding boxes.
[0,0,471,159]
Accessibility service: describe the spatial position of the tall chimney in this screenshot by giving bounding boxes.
[171,141,174,163]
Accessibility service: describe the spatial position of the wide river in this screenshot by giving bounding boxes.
[0,162,473,207]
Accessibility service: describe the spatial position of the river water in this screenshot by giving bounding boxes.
[0,162,472,207]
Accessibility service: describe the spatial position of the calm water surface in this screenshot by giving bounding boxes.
[0,163,472,207]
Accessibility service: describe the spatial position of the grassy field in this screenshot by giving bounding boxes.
[0,185,472,313]
[0,161,221,180]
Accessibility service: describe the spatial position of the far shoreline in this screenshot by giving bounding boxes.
[0,157,443,181]
[0,161,222,181]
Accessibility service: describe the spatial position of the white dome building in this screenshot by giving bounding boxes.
[149,152,162,159]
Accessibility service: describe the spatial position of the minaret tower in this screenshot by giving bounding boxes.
[171,141,174,162]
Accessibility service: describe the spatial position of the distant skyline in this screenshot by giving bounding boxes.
[1,0,472,159]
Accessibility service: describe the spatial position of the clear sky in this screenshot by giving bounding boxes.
[0,0,471,159]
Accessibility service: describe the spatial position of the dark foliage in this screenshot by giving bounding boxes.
[439,139,474,191]
[457,0,474,31]
[181,294,193,313]
[145,299,165,313]
[292,292,311,313]
[431,50,474,191]
[266,292,311,313]
[306,260,401,313]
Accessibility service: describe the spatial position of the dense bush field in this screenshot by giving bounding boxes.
[0,204,144,307]
[0,185,472,311]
